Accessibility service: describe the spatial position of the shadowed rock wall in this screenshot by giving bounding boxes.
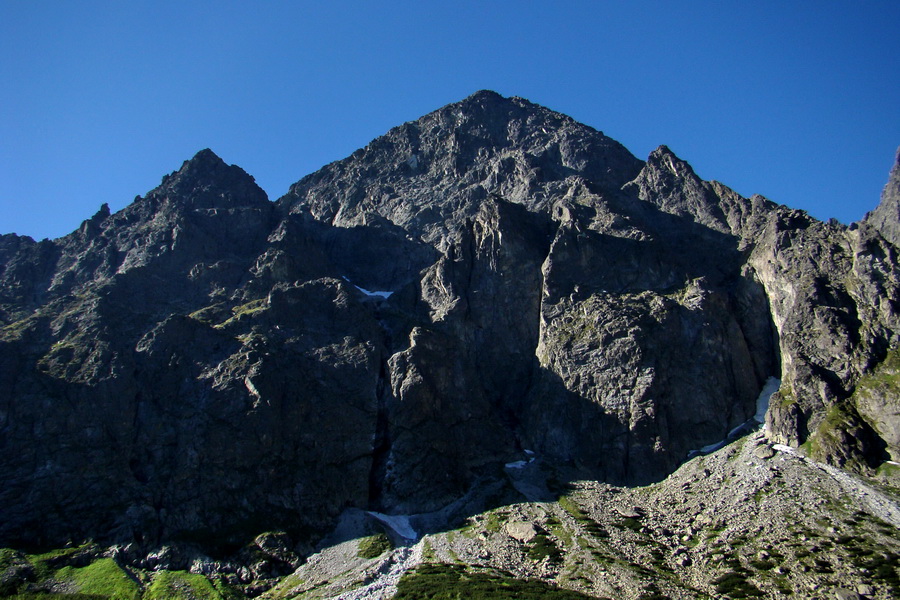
[1,91,897,551]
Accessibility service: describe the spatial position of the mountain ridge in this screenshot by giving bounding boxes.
[0,92,898,598]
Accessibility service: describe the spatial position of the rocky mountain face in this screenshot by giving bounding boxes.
[1,90,898,570]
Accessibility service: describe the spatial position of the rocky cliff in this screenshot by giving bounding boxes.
[1,91,898,557]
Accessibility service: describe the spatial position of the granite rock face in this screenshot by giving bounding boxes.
[865,148,900,248]
[1,91,898,552]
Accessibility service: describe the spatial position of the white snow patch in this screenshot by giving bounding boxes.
[773,444,796,454]
[506,450,538,468]
[356,286,393,299]
[887,461,900,467]
[244,377,260,399]
[367,511,417,540]
[691,377,782,456]
[342,276,393,299]
[754,377,781,423]
[665,156,680,176]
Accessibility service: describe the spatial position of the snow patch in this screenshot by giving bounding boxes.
[367,511,417,540]
[754,377,781,424]
[244,377,260,398]
[342,276,393,299]
[665,156,680,176]
[691,376,782,456]
[505,450,538,469]
[773,444,796,454]
[356,287,393,299]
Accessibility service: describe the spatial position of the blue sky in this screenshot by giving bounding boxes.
[2,1,898,240]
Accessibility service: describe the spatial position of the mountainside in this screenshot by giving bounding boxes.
[1,91,899,599]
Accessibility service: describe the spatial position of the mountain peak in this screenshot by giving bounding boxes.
[647,145,697,179]
[464,89,504,102]
[176,148,229,178]
[280,91,643,223]
[5,94,900,594]
[437,89,523,121]
[154,148,269,210]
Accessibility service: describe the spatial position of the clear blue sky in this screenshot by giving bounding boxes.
[2,1,898,240]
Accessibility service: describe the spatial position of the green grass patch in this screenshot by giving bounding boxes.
[0,548,29,586]
[557,497,607,538]
[771,386,796,408]
[187,302,226,324]
[526,534,563,564]
[261,572,306,600]
[421,539,436,563]
[751,488,769,504]
[483,512,505,533]
[0,314,38,341]
[357,533,392,559]
[231,298,267,317]
[614,517,643,533]
[876,462,900,479]
[773,576,794,595]
[54,558,139,599]
[1,594,107,599]
[557,496,587,521]
[856,552,900,590]
[28,544,96,581]
[393,563,594,599]
[855,348,900,394]
[546,519,573,546]
[143,570,224,600]
[214,298,268,328]
[210,577,243,600]
[712,571,764,598]
[748,559,776,571]
[812,558,834,574]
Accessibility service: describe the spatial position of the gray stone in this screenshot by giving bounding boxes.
[615,507,643,519]
[505,521,538,543]
[754,444,776,459]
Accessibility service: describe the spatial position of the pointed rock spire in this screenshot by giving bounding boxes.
[178,148,228,175]
[154,148,270,210]
[646,145,698,180]
[863,147,900,246]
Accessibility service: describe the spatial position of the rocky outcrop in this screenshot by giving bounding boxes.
[752,213,900,465]
[865,148,900,247]
[0,91,898,555]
